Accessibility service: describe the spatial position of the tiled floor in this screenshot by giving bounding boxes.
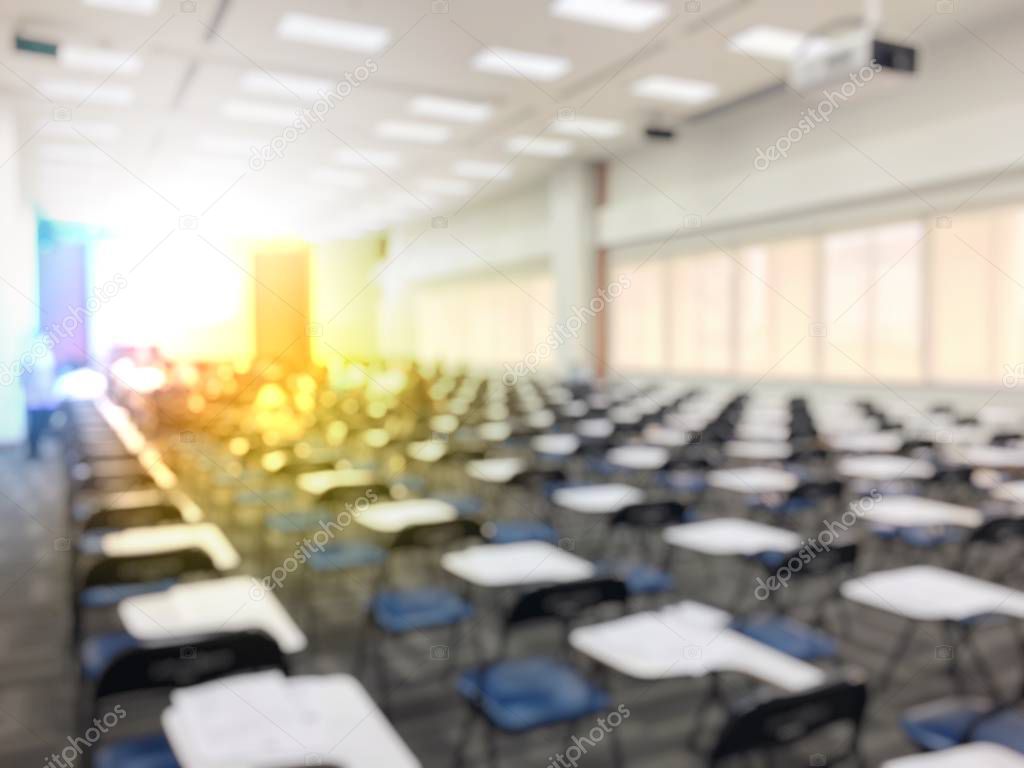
[2,439,1021,766]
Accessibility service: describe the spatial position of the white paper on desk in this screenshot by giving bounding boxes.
[170,670,321,765]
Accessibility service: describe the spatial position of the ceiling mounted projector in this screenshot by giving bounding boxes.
[789,28,915,92]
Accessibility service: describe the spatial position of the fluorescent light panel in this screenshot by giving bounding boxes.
[376,120,450,144]
[729,25,834,61]
[472,48,571,81]
[505,135,573,157]
[550,0,669,31]
[552,116,624,138]
[58,45,142,74]
[241,70,334,101]
[40,79,134,105]
[82,0,159,15]
[631,75,718,104]
[334,148,401,169]
[410,95,493,124]
[222,100,297,125]
[453,160,511,179]
[276,12,390,52]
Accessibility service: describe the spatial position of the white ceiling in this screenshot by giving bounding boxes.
[0,0,1018,239]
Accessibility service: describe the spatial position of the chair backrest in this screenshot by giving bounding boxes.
[792,479,843,501]
[94,630,287,700]
[611,501,690,528]
[392,518,482,550]
[774,542,858,580]
[967,516,1024,546]
[82,503,185,532]
[510,468,567,489]
[317,483,391,506]
[710,679,867,766]
[506,578,627,627]
[82,548,217,589]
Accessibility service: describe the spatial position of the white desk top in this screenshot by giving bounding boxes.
[827,431,904,454]
[664,518,803,556]
[97,523,240,571]
[530,433,580,456]
[551,483,645,515]
[836,454,935,481]
[706,467,799,495]
[356,498,458,534]
[576,418,615,439]
[441,541,595,588]
[465,457,527,484]
[605,444,670,471]
[119,576,307,654]
[406,440,447,464]
[993,479,1024,503]
[296,468,378,497]
[642,424,692,448]
[948,444,1024,470]
[860,495,983,529]
[569,600,826,691]
[526,410,556,429]
[724,441,793,461]
[429,414,459,434]
[478,422,511,443]
[881,743,1024,768]
[163,670,420,768]
[561,401,589,418]
[841,566,1024,622]
[735,423,790,442]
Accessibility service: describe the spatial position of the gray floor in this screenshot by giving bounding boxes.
[1,440,1020,767]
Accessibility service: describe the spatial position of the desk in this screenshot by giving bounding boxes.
[859,495,983,529]
[406,440,447,464]
[442,541,595,588]
[664,518,802,557]
[836,454,935,482]
[706,467,799,495]
[569,600,825,691]
[605,445,670,471]
[880,744,1024,768]
[296,468,378,497]
[576,418,614,439]
[119,576,307,653]
[947,444,1024,471]
[827,431,903,454]
[163,670,419,768]
[530,433,580,456]
[465,457,527,484]
[724,441,793,462]
[551,483,644,515]
[86,523,240,571]
[356,499,458,534]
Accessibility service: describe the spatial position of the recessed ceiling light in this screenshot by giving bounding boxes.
[311,168,367,189]
[419,177,473,196]
[453,160,511,180]
[376,120,450,144]
[82,0,159,15]
[240,70,334,102]
[58,45,142,74]
[550,0,669,31]
[505,135,573,157]
[410,95,493,124]
[729,25,834,61]
[42,120,121,141]
[222,100,298,125]
[276,12,390,52]
[631,75,718,104]
[199,135,258,155]
[472,48,571,82]
[551,116,624,139]
[334,148,401,169]
[40,79,135,105]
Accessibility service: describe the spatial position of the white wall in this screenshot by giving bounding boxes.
[0,107,38,445]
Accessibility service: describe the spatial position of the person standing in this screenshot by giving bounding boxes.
[22,334,58,460]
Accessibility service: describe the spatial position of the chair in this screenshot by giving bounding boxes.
[901,695,1024,753]
[600,501,691,598]
[709,677,867,766]
[361,519,482,713]
[455,578,629,768]
[485,468,566,545]
[89,630,288,768]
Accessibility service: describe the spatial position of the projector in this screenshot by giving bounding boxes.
[789,29,915,92]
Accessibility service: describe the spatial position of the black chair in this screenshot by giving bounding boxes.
[960,516,1024,584]
[709,677,867,766]
[484,468,568,545]
[455,578,629,768]
[601,501,691,598]
[89,630,287,768]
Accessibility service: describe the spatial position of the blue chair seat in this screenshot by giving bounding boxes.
[79,579,176,609]
[729,614,837,661]
[371,588,473,633]
[754,550,788,570]
[94,733,180,768]
[898,526,965,548]
[902,696,1005,751]
[391,474,428,496]
[596,561,673,595]
[264,510,331,533]
[661,470,706,494]
[309,542,385,572]
[80,631,140,680]
[435,494,484,517]
[457,657,610,733]
[486,521,559,545]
